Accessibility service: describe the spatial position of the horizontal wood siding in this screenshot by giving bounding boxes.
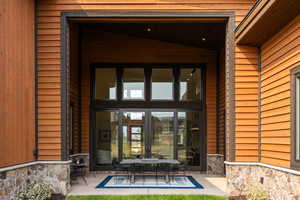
[80,30,218,154]
[260,15,300,168]
[36,0,255,160]
[0,0,35,167]
[235,45,259,162]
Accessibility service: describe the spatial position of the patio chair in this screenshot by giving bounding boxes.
[112,160,130,184]
[132,163,145,184]
[70,156,88,185]
[156,163,171,183]
[170,162,186,182]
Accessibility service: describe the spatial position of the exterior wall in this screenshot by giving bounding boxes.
[226,163,300,199]
[234,45,259,162]
[260,15,300,168]
[80,29,218,154]
[36,0,255,161]
[0,0,36,167]
[0,162,70,200]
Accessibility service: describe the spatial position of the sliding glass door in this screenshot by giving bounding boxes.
[91,109,204,171]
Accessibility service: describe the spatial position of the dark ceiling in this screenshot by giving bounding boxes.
[80,22,226,50]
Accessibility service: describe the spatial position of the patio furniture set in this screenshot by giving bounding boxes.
[114,159,186,183]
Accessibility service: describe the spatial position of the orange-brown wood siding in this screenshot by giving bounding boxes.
[260,15,300,168]
[235,45,259,162]
[36,0,255,160]
[80,30,218,154]
[0,0,36,167]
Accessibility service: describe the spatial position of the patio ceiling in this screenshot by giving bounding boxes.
[79,22,226,51]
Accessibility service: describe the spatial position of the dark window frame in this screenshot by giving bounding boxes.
[291,66,300,170]
[91,63,206,109]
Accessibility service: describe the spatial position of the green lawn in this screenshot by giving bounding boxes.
[67,195,228,200]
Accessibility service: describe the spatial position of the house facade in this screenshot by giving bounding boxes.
[0,0,300,199]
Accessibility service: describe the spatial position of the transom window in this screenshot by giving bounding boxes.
[92,64,204,103]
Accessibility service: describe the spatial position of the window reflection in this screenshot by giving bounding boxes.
[151,112,174,159]
[122,112,145,159]
[177,112,201,166]
[95,68,116,100]
[123,68,144,100]
[152,68,173,100]
[180,68,201,100]
[95,111,118,166]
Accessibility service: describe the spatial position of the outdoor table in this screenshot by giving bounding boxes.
[120,159,180,183]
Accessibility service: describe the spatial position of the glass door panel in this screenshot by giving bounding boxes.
[150,112,175,159]
[95,111,119,166]
[122,112,146,159]
[177,111,201,167]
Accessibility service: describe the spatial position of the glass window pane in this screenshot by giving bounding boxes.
[177,112,201,166]
[297,77,300,160]
[122,112,145,159]
[95,68,116,100]
[151,112,174,159]
[180,68,201,100]
[123,68,144,100]
[95,111,119,166]
[152,68,173,100]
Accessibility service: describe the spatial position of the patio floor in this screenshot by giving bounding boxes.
[68,172,228,197]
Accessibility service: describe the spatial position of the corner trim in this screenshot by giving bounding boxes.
[0,161,72,173]
[290,65,300,170]
[225,161,300,176]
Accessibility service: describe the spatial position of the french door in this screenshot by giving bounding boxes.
[91,109,204,171]
[121,110,175,160]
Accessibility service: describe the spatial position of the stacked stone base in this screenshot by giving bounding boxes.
[207,154,224,175]
[226,164,300,200]
[0,162,70,200]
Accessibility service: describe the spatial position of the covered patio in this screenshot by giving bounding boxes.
[66,15,228,176]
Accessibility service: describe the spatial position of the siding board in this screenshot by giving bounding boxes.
[0,0,35,167]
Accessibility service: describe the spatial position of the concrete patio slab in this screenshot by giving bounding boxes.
[68,173,228,197]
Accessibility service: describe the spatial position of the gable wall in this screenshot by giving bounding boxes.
[36,0,255,160]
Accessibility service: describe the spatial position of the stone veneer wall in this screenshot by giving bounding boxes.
[207,154,224,175]
[226,164,300,200]
[0,162,70,200]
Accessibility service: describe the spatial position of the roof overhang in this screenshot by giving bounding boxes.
[235,0,300,46]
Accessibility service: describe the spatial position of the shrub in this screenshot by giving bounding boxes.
[16,181,52,200]
[245,183,268,200]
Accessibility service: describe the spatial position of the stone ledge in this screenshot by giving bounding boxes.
[225,161,300,176]
[0,160,72,173]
